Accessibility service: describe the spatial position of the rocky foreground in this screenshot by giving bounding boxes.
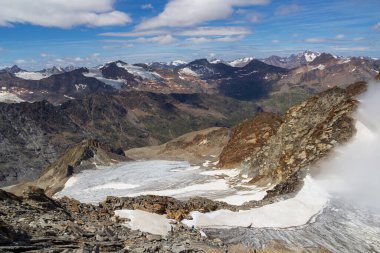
[0,187,332,252]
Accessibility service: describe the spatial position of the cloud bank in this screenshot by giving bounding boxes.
[0,0,131,28]
[136,0,270,30]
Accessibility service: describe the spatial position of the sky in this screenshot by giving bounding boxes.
[0,0,379,70]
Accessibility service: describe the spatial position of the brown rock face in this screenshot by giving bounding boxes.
[125,127,230,165]
[10,139,124,197]
[218,113,283,168]
[247,83,366,187]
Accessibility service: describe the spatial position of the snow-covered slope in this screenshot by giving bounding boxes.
[14,71,52,80]
[229,57,254,67]
[116,62,162,80]
[0,91,24,103]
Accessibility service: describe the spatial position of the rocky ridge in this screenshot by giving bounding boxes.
[246,82,367,191]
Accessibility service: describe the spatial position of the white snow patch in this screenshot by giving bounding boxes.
[179,68,199,77]
[200,169,240,178]
[15,71,51,80]
[90,183,139,190]
[216,190,267,205]
[64,95,75,100]
[182,176,328,228]
[0,91,24,103]
[310,64,326,71]
[84,71,125,89]
[115,209,174,236]
[75,84,87,91]
[126,180,230,198]
[229,57,254,67]
[116,62,161,80]
[169,60,187,66]
[304,52,320,62]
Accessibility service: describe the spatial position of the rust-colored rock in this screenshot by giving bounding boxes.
[218,113,282,168]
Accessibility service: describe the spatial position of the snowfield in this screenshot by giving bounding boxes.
[182,176,328,229]
[15,71,51,80]
[0,91,24,103]
[55,160,269,205]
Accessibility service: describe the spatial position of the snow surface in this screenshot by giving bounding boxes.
[55,160,267,205]
[179,67,199,77]
[304,52,320,62]
[15,71,51,80]
[182,176,329,228]
[229,57,254,67]
[169,60,187,66]
[116,62,161,80]
[114,209,174,236]
[83,71,125,89]
[0,91,24,103]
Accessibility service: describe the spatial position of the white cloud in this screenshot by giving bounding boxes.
[178,26,251,36]
[141,4,153,9]
[186,35,245,44]
[0,0,131,28]
[335,34,345,39]
[275,4,302,16]
[136,0,270,30]
[372,22,380,30]
[99,26,251,39]
[332,46,369,52]
[305,37,328,43]
[272,39,280,43]
[99,30,168,37]
[137,35,177,44]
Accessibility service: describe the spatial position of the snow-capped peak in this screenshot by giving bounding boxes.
[169,60,187,66]
[303,51,321,63]
[229,57,254,67]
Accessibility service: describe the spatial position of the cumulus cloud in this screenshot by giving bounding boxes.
[275,4,302,16]
[0,0,131,28]
[136,0,270,30]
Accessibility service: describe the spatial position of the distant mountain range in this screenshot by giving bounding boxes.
[0,51,379,105]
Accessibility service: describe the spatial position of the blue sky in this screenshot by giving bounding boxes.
[0,0,379,70]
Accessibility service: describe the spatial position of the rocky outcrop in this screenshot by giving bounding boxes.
[245,82,367,189]
[0,100,87,186]
[9,140,124,197]
[218,113,283,168]
[125,127,229,165]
